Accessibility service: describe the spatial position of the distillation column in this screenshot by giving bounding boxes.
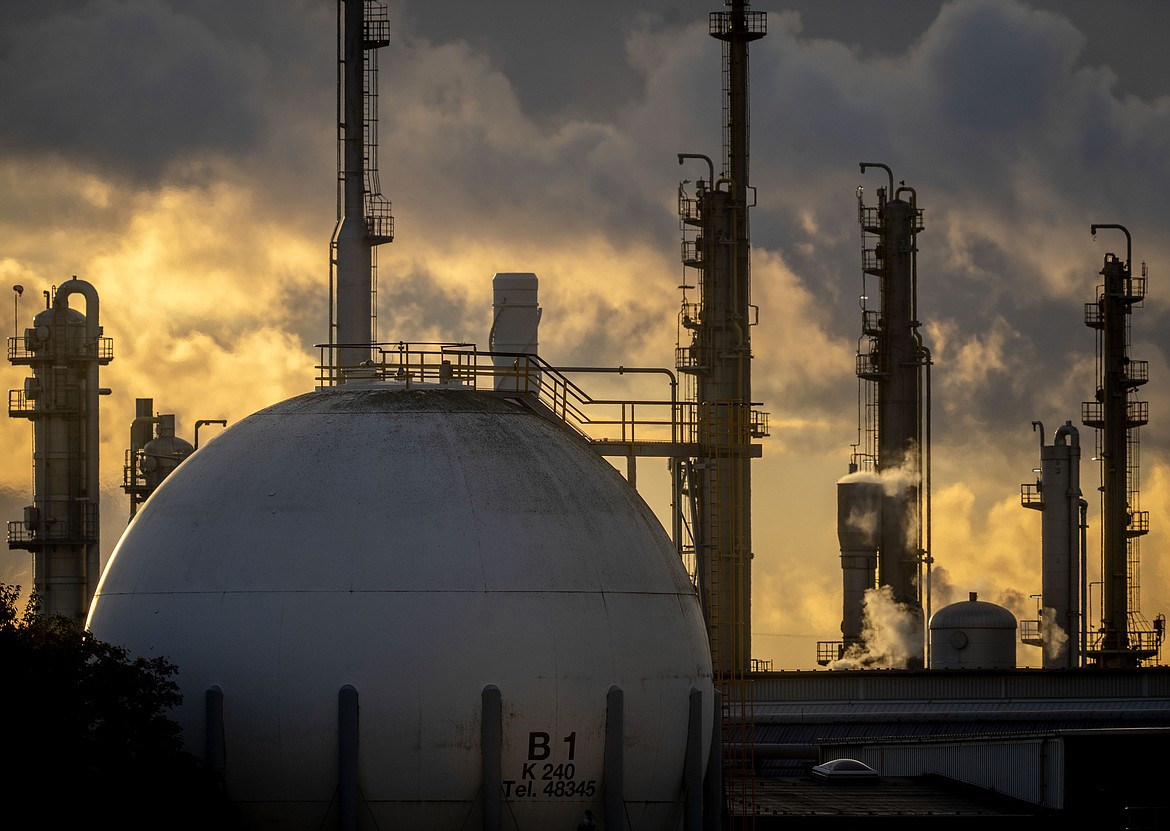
[673,5,768,825]
[1021,421,1084,668]
[331,0,393,376]
[845,165,929,667]
[7,278,112,623]
[1082,224,1160,667]
[677,0,766,678]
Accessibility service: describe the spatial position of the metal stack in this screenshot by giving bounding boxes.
[1081,224,1163,667]
[7,278,112,623]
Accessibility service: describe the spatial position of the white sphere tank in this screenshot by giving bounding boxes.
[929,592,1018,669]
[88,385,714,829]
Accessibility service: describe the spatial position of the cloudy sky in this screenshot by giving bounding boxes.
[1,0,1168,670]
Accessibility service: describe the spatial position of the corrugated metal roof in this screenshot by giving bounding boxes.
[753,697,1170,722]
[750,718,1168,746]
[746,666,1170,703]
[748,774,1051,823]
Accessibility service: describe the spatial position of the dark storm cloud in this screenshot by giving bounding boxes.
[725,0,1170,450]
[386,0,716,123]
[376,264,490,344]
[2,0,1168,666]
[0,1,269,181]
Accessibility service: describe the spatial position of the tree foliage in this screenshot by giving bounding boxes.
[1,583,244,828]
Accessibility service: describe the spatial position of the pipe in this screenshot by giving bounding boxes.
[1090,223,1131,271]
[1056,421,1078,444]
[53,277,103,609]
[679,153,715,188]
[1079,497,1089,666]
[859,162,894,194]
[923,349,933,662]
[195,419,228,449]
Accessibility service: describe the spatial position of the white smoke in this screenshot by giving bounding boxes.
[837,444,922,548]
[836,445,920,497]
[1040,606,1069,660]
[829,585,923,670]
[844,506,878,539]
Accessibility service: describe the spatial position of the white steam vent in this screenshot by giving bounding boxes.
[489,272,541,392]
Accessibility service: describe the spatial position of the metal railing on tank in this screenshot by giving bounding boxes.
[315,341,692,447]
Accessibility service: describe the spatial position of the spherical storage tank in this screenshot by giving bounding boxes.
[929,592,1018,669]
[88,384,714,829]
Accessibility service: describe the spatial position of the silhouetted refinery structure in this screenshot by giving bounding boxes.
[6,278,111,625]
[88,2,722,829]
[824,166,933,671]
[5,1,1170,829]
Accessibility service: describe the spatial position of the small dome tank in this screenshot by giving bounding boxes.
[929,592,1017,669]
[140,414,195,490]
[89,384,714,829]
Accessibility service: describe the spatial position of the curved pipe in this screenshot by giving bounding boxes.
[859,162,894,194]
[195,419,228,449]
[1032,419,1045,449]
[678,153,715,187]
[55,277,100,343]
[1090,223,1131,269]
[52,277,103,608]
[1055,420,1078,447]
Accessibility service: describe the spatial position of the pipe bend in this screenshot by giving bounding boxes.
[1055,420,1079,446]
[54,278,101,341]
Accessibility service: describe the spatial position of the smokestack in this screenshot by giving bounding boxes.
[1041,421,1081,668]
[837,477,882,650]
[331,1,392,379]
[333,0,373,372]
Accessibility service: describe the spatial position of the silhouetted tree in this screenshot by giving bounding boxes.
[0,583,245,828]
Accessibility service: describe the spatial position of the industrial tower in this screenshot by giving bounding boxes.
[1020,420,1087,669]
[7,278,112,623]
[121,397,225,520]
[1081,224,1164,667]
[825,164,932,668]
[329,0,393,378]
[676,0,767,678]
[676,2,767,824]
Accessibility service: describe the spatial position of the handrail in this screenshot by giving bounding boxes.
[311,340,752,448]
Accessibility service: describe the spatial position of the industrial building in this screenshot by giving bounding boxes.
[4,1,1167,829]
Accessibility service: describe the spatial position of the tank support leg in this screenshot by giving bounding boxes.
[482,684,502,831]
[684,687,704,830]
[605,685,625,828]
[704,688,723,831]
[339,684,359,831]
[204,685,225,777]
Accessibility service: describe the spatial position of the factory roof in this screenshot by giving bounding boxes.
[747,773,1055,829]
